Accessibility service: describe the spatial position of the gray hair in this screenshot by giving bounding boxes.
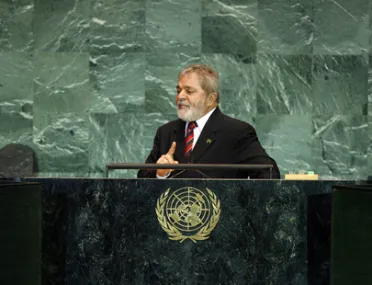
[179,64,220,103]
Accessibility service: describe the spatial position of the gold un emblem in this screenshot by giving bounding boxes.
[156,187,221,243]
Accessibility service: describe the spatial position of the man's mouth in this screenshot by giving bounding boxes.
[177,104,190,110]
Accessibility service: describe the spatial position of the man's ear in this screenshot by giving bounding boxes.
[208,92,217,105]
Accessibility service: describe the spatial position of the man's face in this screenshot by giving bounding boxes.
[176,72,209,122]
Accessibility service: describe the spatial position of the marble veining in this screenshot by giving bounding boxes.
[0,0,34,52]
[0,0,370,179]
[313,0,369,55]
[258,0,313,55]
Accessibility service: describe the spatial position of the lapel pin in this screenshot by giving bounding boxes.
[206,139,213,144]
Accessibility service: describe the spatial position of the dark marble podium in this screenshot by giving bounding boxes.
[25,178,357,285]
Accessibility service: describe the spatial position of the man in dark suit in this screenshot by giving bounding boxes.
[137,64,280,179]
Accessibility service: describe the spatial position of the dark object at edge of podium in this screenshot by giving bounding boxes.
[0,182,41,285]
[332,184,372,285]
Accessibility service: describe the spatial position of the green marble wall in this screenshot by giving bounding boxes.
[0,0,371,179]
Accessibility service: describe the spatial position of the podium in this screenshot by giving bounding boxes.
[0,181,41,285]
[3,177,370,284]
[21,177,358,285]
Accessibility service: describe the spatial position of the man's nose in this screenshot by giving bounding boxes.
[177,90,186,100]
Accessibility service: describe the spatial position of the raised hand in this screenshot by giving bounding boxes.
[156,142,178,177]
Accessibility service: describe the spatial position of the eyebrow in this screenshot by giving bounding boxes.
[176,85,194,90]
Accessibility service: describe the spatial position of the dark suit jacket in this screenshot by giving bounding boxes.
[137,108,280,179]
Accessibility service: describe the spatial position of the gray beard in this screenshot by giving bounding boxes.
[177,98,207,122]
[177,106,205,122]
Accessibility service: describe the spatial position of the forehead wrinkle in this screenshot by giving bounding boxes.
[177,84,194,89]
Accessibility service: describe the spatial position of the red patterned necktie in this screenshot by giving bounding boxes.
[184,121,197,158]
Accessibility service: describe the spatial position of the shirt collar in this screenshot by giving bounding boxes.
[186,107,216,132]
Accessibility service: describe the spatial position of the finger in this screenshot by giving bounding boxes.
[169,160,179,172]
[157,155,168,164]
[156,155,173,176]
[163,154,176,164]
[167,141,176,156]
[168,160,179,172]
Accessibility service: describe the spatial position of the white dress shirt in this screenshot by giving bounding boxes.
[185,107,216,149]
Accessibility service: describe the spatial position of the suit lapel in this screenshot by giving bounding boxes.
[173,120,186,163]
[191,108,222,162]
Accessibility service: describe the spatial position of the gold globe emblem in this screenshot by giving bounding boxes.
[156,187,221,243]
